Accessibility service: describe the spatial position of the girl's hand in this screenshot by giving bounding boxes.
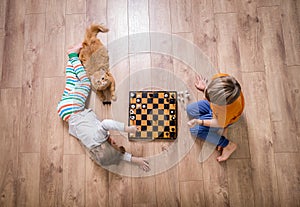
[131,157,150,172]
[125,125,138,133]
[195,75,208,92]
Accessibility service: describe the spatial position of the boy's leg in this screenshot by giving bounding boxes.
[186,100,212,119]
[189,124,229,148]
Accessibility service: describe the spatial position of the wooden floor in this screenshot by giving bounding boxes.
[1,0,300,206]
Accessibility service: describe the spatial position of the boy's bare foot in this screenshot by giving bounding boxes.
[67,43,82,55]
[131,156,150,172]
[216,142,237,162]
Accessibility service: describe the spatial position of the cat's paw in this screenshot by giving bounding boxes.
[111,95,117,101]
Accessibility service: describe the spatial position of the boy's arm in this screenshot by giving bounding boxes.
[188,118,221,128]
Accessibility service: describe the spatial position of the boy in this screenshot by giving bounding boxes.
[187,73,244,162]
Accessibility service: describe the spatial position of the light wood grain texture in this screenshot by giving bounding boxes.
[215,12,242,80]
[128,0,150,54]
[129,54,152,90]
[149,0,171,33]
[286,66,300,123]
[0,29,4,85]
[25,0,45,14]
[178,139,203,181]
[236,0,264,72]
[132,176,156,205]
[86,0,107,25]
[275,152,300,207]
[227,159,255,207]
[0,0,25,88]
[256,0,280,7]
[62,155,85,207]
[107,0,128,41]
[149,0,174,90]
[0,88,21,207]
[19,14,45,153]
[280,0,300,66]
[109,173,133,207]
[0,0,7,28]
[65,14,86,48]
[242,72,279,207]
[85,154,109,207]
[170,0,192,33]
[203,178,230,207]
[202,151,229,206]
[258,6,298,152]
[66,0,86,14]
[155,168,180,207]
[192,0,217,66]
[39,77,64,207]
[180,181,205,207]
[227,116,250,159]
[213,0,237,13]
[0,1,299,206]
[43,0,66,77]
[17,153,40,207]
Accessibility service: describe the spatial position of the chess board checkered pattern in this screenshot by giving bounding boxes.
[128,91,178,140]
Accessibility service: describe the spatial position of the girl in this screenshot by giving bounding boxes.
[57,44,150,171]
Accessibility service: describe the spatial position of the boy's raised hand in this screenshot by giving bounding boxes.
[195,75,208,92]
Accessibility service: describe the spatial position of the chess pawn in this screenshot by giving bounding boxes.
[184,93,190,99]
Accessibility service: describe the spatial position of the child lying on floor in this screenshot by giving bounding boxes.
[57,44,150,171]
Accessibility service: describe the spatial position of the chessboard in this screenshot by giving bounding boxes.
[128,91,178,140]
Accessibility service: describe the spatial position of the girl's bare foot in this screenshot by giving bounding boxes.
[67,43,82,55]
[216,142,237,162]
[131,157,150,172]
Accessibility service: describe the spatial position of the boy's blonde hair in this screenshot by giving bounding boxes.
[205,76,241,105]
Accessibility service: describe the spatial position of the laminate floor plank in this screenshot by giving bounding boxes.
[0,0,25,88]
[242,72,279,207]
[258,6,298,152]
[180,181,205,207]
[227,159,255,207]
[20,14,45,153]
[192,0,217,66]
[43,0,66,78]
[0,0,299,206]
[25,0,45,14]
[0,88,22,207]
[274,152,300,207]
[280,0,300,66]
[236,0,265,73]
[39,77,65,207]
[62,154,85,207]
[213,0,237,13]
[170,0,192,33]
[215,13,242,80]
[17,153,40,207]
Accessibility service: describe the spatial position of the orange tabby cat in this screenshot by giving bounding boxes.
[79,24,116,103]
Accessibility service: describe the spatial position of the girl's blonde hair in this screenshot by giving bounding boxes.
[205,76,241,105]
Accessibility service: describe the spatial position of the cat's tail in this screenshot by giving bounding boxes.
[85,24,109,39]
